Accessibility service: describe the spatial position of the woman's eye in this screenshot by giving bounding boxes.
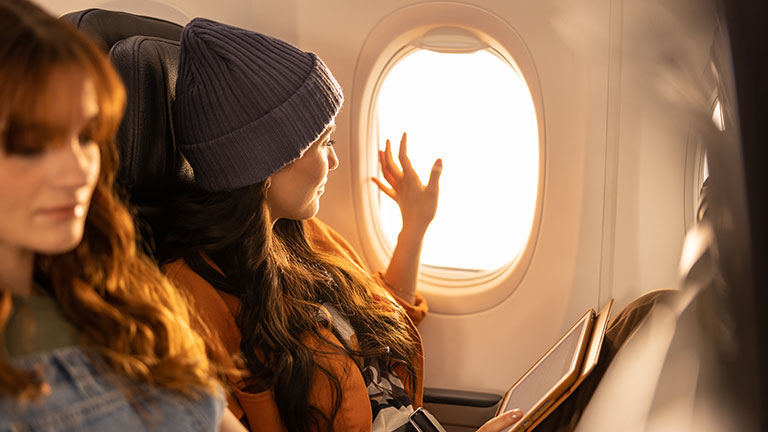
[78,130,94,145]
[5,127,46,156]
[8,139,46,157]
[324,139,335,147]
[14,146,45,157]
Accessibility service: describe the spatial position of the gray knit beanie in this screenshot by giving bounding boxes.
[174,18,343,191]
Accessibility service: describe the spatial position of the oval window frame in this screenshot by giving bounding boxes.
[349,2,546,314]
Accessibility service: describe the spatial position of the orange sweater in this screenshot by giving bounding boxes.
[165,218,427,431]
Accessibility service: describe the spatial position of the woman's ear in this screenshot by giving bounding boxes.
[264,177,273,202]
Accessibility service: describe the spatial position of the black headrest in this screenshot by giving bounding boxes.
[108,36,193,205]
[61,8,182,51]
[61,9,192,209]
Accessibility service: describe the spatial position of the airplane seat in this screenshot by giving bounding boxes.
[107,36,194,204]
[61,9,193,254]
[60,9,181,52]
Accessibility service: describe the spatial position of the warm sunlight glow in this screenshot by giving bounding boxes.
[712,100,724,131]
[375,49,539,271]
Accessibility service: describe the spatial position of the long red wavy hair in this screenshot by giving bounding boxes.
[0,0,219,400]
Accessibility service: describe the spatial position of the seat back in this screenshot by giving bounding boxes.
[61,8,182,51]
[62,9,193,250]
[108,35,194,205]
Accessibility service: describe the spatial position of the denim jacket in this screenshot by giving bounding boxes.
[0,346,224,431]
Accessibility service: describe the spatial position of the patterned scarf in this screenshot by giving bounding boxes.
[320,303,414,431]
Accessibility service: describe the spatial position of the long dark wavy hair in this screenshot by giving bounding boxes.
[158,181,418,431]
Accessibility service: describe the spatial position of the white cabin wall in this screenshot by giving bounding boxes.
[607,0,718,310]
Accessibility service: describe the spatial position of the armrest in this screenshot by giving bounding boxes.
[423,387,503,429]
[424,387,502,408]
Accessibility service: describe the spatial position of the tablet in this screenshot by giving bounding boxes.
[526,299,614,430]
[496,300,613,432]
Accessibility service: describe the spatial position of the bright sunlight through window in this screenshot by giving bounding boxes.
[375,49,539,271]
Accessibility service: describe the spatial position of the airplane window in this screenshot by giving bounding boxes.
[374,48,539,271]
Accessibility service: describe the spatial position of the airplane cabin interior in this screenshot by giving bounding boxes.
[5,0,767,430]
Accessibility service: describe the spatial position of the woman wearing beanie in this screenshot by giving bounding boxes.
[0,1,248,431]
[159,17,522,432]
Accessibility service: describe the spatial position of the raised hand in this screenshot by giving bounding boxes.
[373,132,442,303]
[372,132,442,235]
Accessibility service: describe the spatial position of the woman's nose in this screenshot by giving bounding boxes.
[328,145,339,171]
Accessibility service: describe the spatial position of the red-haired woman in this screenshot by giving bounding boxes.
[0,1,244,430]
